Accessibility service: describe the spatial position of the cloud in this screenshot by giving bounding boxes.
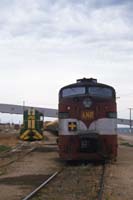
[0,0,133,119]
[0,0,132,41]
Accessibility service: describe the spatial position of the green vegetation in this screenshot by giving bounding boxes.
[0,168,7,176]
[121,142,133,147]
[0,145,11,152]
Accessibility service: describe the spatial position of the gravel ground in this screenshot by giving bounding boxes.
[103,133,133,200]
[0,130,133,200]
[0,131,62,200]
[32,164,103,200]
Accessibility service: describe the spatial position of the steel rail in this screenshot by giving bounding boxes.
[0,143,24,158]
[0,146,35,168]
[97,163,106,200]
[22,171,59,200]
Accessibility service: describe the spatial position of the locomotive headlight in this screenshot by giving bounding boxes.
[83,98,92,108]
[67,106,71,110]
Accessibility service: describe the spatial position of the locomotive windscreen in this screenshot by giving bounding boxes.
[88,87,113,98]
[62,87,85,97]
[61,86,114,98]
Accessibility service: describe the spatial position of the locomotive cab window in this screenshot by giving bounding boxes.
[88,87,113,98]
[62,87,85,97]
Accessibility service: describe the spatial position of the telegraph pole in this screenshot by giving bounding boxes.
[128,108,133,133]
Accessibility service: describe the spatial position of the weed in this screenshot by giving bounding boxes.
[0,145,11,152]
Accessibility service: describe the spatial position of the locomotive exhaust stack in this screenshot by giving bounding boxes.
[77,78,97,83]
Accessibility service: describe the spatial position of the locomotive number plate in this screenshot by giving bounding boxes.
[82,111,94,120]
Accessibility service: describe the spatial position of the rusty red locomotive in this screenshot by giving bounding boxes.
[58,78,117,161]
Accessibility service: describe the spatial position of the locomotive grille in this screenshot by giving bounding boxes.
[80,138,99,153]
[79,133,99,153]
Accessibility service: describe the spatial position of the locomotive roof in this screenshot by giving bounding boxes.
[60,78,115,91]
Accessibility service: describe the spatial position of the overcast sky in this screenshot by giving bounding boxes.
[0,0,133,122]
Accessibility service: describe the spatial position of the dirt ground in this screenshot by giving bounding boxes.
[0,130,61,200]
[0,130,133,200]
[103,133,133,200]
[0,130,18,147]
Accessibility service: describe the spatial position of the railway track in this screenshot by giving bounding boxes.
[22,163,106,200]
[22,171,61,200]
[0,142,36,168]
[0,140,58,170]
[98,163,106,200]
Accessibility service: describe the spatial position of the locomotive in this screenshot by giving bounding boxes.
[58,78,117,161]
[20,108,44,141]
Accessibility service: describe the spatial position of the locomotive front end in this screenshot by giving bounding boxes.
[58,78,117,161]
